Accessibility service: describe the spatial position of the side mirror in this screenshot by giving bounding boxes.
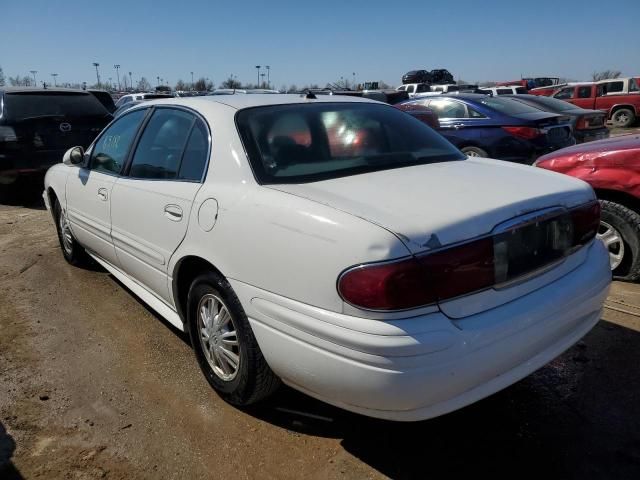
[63,146,85,166]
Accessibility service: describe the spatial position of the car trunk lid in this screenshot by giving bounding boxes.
[268,158,596,317]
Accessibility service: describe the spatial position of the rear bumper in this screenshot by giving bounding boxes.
[0,151,63,184]
[575,127,609,143]
[234,240,610,421]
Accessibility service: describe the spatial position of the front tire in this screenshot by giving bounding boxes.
[54,198,90,266]
[611,108,635,128]
[187,272,280,406]
[598,200,640,281]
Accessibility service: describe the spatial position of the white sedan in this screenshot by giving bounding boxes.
[43,94,611,421]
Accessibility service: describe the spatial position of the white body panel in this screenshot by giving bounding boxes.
[43,94,611,421]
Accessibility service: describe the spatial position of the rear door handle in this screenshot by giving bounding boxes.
[453,123,465,129]
[97,188,108,201]
[164,204,183,221]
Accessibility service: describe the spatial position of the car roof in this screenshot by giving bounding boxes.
[140,93,380,111]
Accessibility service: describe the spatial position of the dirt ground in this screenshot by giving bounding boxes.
[1,195,639,480]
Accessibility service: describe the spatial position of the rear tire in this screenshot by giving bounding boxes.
[53,198,90,266]
[461,146,489,158]
[187,271,280,406]
[611,108,635,128]
[598,200,640,281]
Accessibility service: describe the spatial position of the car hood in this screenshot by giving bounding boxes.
[267,158,594,254]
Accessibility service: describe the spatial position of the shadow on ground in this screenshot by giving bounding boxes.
[1,178,46,210]
[246,319,640,479]
[0,422,23,480]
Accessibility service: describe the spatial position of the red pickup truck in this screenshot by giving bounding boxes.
[551,78,640,127]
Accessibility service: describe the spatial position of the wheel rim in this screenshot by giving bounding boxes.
[465,150,481,157]
[597,220,625,270]
[198,294,240,381]
[59,209,73,255]
[615,112,629,125]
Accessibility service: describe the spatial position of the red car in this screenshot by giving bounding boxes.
[536,135,640,280]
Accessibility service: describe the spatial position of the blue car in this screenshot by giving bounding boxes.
[401,94,575,163]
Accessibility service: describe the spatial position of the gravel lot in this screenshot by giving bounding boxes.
[1,195,639,480]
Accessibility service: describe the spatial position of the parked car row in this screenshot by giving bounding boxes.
[396,93,607,162]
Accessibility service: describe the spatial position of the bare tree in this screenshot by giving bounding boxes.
[592,70,622,81]
[175,79,187,91]
[136,77,152,91]
[0,66,5,87]
[221,75,242,89]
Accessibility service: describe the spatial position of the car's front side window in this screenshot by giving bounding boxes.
[90,109,147,175]
[554,88,574,100]
[128,108,195,180]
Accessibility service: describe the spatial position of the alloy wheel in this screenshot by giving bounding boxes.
[598,220,625,270]
[59,209,73,255]
[198,293,241,381]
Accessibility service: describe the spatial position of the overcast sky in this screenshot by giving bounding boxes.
[2,0,638,88]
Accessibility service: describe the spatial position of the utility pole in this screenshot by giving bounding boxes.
[157,76,160,87]
[108,77,113,90]
[353,72,356,89]
[113,64,121,90]
[266,65,270,89]
[190,71,194,90]
[128,72,132,91]
[260,73,266,88]
[92,62,100,87]
[51,73,58,87]
[255,65,260,88]
[30,70,37,87]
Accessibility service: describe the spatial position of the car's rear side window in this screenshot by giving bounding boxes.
[236,102,465,184]
[178,118,209,181]
[479,96,546,115]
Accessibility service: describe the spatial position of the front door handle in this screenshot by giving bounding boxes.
[453,123,465,130]
[97,188,108,201]
[164,204,183,221]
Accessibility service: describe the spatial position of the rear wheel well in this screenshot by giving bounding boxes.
[609,104,636,116]
[593,188,640,214]
[173,256,224,328]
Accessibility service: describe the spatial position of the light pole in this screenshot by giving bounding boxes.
[255,65,260,87]
[30,70,38,87]
[128,72,132,91]
[51,73,58,87]
[108,77,113,90]
[260,73,266,88]
[92,63,100,87]
[113,64,121,90]
[266,65,270,89]
[190,71,194,90]
[156,76,160,87]
[352,72,356,89]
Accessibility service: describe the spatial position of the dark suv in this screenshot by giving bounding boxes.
[0,88,112,198]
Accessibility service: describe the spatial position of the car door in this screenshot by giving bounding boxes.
[109,107,209,305]
[426,98,471,146]
[572,85,595,109]
[65,108,148,267]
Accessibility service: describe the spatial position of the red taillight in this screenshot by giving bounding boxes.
[338,237,495,310]
[571,201,600,245]
[575,117,588,130]
[338,202,600,311]
[337,257,435,310]
[502,126,542,139]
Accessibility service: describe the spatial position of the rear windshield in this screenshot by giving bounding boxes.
[236,102,465,184]
[517,95,577,112]
[3,92,108,121]
[478,96,544,115]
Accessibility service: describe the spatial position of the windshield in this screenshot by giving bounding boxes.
[4,92,108,121]
[236,102,465,184]
[478,97,545,115]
